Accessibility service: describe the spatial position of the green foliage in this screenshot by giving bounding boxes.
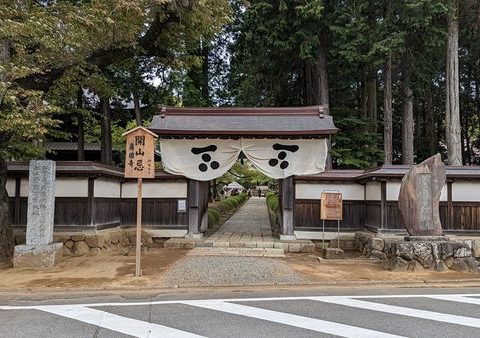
[265,192,279,213]
[208,208,221,226]
[216,193,248,213]
[330,115,383,169]
[219,161,274,189]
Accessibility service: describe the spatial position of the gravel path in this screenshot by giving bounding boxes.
[158,256,305,287]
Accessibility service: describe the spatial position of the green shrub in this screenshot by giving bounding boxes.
[266,192,279,212]
[208,208,221,226]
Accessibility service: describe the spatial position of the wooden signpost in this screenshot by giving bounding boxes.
[123,126,158,277]
[320,191,343,248]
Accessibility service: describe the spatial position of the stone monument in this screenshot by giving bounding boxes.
[13,160,63,268]
[398,154,446,237]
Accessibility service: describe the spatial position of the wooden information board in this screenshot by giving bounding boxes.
[320,192,343,220]
[122,126,158,277]
[124,127,157,178]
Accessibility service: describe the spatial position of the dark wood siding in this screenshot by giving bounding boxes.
[94,198,121,228]
[294,199,365,230]
[54,197,89,226]
[121,198,188,228]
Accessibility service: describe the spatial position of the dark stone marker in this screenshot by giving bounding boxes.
[398,154,446,236]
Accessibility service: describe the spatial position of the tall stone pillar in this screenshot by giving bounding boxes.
[13,160,63,268]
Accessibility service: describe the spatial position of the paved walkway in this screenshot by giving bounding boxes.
[204,197,276,248]
[164,197,315,254]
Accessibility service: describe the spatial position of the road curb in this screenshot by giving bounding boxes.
[1,278,480,297]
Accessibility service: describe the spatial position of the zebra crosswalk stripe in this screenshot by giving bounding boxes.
[181,300,407,338]
[310,296,480,329]
[427,295,480,306]
[37,305,205,338]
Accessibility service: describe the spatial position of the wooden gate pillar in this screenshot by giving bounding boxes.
[187,179,203,238]
[280,176,295,240]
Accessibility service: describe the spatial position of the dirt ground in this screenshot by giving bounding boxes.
[0,248,478,290]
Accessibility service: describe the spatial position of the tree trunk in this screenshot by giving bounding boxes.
[383,57,393,165]
[317,38,329,106]
[425,87,436,155]
[317,35,332,169]
[0,156,13,262]
[201,42,210,105]
[402,64,414,165]
[133,92,142,126]
[0,40,10,105]
[77,89,85,161]
[100,96,113,165]
[364,65,377,123]
[305,62,314,105]
[445,2,462,166]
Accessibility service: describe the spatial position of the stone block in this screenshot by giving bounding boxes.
[53,234,71,243]
[465,257,480,272]
[64,240,74,249]
[451,258,469,272]
[383,239,400,258]
[63,246,72,256]
[14,234,26,245]
[472,240,480,258]
[90,247,102,255]
[395,242,415,260]
[452,242,471,258]
[439,242,454,260]
[71,234,86,242]
[85,234,106,248]
[388,256,417,271]
[323,248,345,259]
[73,241,90,255]
[287,243,302,253]
[26,160,56,246]
[370,250,387,260]
[445,257,455,269]
[301,243,316,253]
[273,242,288,250]
[434,260,448,272]
[404,236,449,242]
[370,237,385,252]
[412,242,434,269]
[13,243,63,268]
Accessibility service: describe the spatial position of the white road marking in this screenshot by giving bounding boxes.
[3,293,480,310]
[37,305,205,338]
[310,296,480,329]
[427,295,480,306]
[181,300,407,338]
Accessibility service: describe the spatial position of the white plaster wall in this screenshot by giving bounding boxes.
[6,179,15,197]
[55,177,88,197]
[295,182,364,200]
[452,181,480,202]
[365,182,381,200]
[387,181,448,202]
[94,178,121,198]
[122,181,187,198]
[20,178,29,197]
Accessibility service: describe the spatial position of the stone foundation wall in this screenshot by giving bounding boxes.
[355,231,480,272]
[14,229,156,257]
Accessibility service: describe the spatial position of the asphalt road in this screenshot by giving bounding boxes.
[2,287,480,337]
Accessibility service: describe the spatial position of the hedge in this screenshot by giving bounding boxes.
[208,193,248,226]
[265,192,279,212]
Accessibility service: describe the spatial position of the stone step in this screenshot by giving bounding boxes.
[164,237,316,253]
[186,247,286,258]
